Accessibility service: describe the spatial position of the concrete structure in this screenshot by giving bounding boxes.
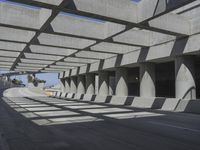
[86,73,95,95]
[70,76,77,94]
[175,56,196,99]
[115,68,128,96]
[0,0,200,101]
[98,71,109,96]
[77,75,86,94]
[140,63,155,97]
[1,1,200,149]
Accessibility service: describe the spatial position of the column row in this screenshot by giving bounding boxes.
[60,56,196,99]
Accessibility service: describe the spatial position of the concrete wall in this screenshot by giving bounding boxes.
[52,91,200,114]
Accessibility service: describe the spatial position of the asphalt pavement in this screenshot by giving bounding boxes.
[0,88,200,150]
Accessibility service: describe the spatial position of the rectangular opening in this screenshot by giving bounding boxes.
[128,67,139,96]
[155,61,175,98]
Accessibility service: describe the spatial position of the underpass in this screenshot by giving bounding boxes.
[0,0,200,149]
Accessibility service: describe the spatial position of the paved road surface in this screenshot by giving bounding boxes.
[0,88,200,150]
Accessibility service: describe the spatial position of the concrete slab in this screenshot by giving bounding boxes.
[109,96,128,105]
[161,98,180,111]
[131,97,155,108]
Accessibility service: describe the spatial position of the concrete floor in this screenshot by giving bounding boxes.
[0,95,200,150]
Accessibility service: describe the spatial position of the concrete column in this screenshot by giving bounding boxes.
[7,76,11,82]
[109,76,115,95]
[140,63,155,97]
[175,56,196,99]
[70,76,77,93]
[98,71,109,96]
[60,78,65,92]
[115,68,128,96]
[77,75,86,94]
[86,73,95,94]
[65,78,70,93]
[95,75,99,95]
[32,74,36,79]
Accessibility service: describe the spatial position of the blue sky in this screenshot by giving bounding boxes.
[10,73,59,87]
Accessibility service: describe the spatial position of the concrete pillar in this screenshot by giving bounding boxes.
[65,78,70,93]
[60,78,65,92]
[32,74,36,79]
[115,68,128,96]
[140,63,155,97]
[109,76,115,95]
[77,75,86,94]
[175,56,196,99]
[7,76,11,82]
[95,75,99,94]
[86,73,95,94]
[70,76,77,93]
[98,71,109,96]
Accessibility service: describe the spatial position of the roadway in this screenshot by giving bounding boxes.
[0,88,200,150]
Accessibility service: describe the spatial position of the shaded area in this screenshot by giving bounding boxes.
[128,68,140,96]
[195,57,200,99]
[155,61,175,98]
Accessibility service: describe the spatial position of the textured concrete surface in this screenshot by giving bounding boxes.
[1,88,200,150]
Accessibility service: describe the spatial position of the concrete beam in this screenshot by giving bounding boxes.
[113,28,176,47]
[49,65,74,69]
[148,13,191,35]
[56,62,86,67]
[17,63,47,68]
[75,51,116,59]
[20,58,54,64]
[0,57,16,62]
[91,42,140,54]
[0,2,51,29]
[29,45,77,56]
[33,0,63,6]
[64,57,98,64]
[113,29,151,47]
[0,26,35,42]
[72,0,138,23]
[51,13,125,39]
[44,68,70,71]
[15,68,39,71]
[38,33,96,49]
[0,66,10,69]
[16,66,42,70]
[24,53,63,61]
[0,62,13,66]
[138,0,195,22]
[0,50,20,57]
[0,41,26,51]
[41,70,60,73]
